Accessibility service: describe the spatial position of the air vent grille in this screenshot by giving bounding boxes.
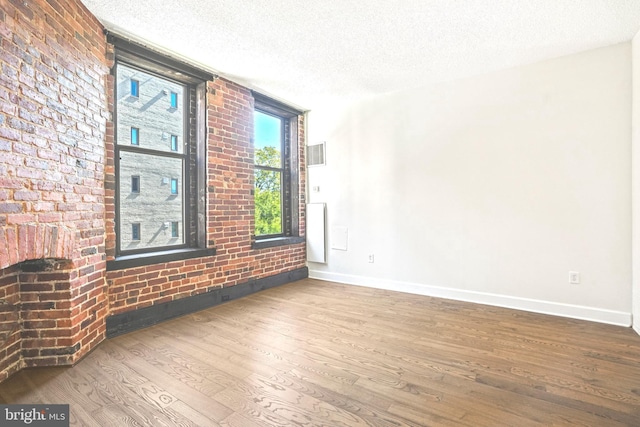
[307,142,325,166]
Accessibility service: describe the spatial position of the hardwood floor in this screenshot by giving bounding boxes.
[1,278,640,426]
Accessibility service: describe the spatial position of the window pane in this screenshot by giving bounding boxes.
[116,63,184,154]
[131,223,140,240]
[119,151,184,249]
[131,175,140,193]
[131,127,139,145]
[255,168,282,235]
[130,79,139,97]
[254,111,282,168]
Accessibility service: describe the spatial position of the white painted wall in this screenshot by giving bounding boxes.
[633,32,640,334]
[307,43,632,326]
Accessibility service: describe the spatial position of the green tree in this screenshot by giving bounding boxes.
[255,146,282,235]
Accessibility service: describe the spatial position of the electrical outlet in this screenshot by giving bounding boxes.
[569,271,580,284]
[368,254,374,263]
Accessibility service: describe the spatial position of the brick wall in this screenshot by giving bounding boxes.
[0,264,20,381]
[0,0,109,380]
[0,0,307,382]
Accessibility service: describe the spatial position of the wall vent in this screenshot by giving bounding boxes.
[307,142,325,166]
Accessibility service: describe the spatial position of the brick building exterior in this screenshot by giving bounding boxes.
[0,0,307,382]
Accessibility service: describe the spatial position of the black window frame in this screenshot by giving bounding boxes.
[252,92,305,249]
[106,34,216,271]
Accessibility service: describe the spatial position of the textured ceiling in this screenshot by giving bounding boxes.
[81,0,640,110]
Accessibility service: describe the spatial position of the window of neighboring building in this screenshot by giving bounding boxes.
[130,79,139,97]
[252,93,303,247]
[170,178,179,195]
[131,127,139,145]
[131,223,141,241]
[110,35,213,265]
[131,175,140,193]
[170,91,178,109]
[131,79,140,98]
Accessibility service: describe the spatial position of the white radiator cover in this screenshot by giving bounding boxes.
[306,203,326,263]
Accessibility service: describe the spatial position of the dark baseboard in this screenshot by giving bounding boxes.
[106,267,308,338]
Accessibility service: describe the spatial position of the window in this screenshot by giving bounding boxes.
[252,93,303,247]
[130,79,139,97]
[254,110,283,236]
[130,127,139,145]
[131,175,140,193]
[109,35,214,265]
[117,63,185,253]
[170,91,178,109]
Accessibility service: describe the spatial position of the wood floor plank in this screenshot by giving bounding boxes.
[115,335,231,396]
[112,341,233,422]
[1,278,639,426]
[220,412,275,427]
[274,369,416,426]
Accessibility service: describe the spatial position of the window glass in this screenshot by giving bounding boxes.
[254,110,284,236]
[131,127,139,145]
[117,129,184,250]
[254,111,282,168]
[130,79,139,97]
[131,175,140,193]
[131,223,141,241]
[170,91,178,109]
[254,168,282,235]
[170,178,179,195]
[117,65,184,154]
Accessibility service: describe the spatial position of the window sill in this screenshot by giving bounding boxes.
[106,247,217,271]
[252,236,305,249]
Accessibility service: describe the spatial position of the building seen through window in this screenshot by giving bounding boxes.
[116,63,185,251]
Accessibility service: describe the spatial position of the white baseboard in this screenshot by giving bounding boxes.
[308,270,632,327]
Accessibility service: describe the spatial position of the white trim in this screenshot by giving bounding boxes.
[309,270,632,327]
